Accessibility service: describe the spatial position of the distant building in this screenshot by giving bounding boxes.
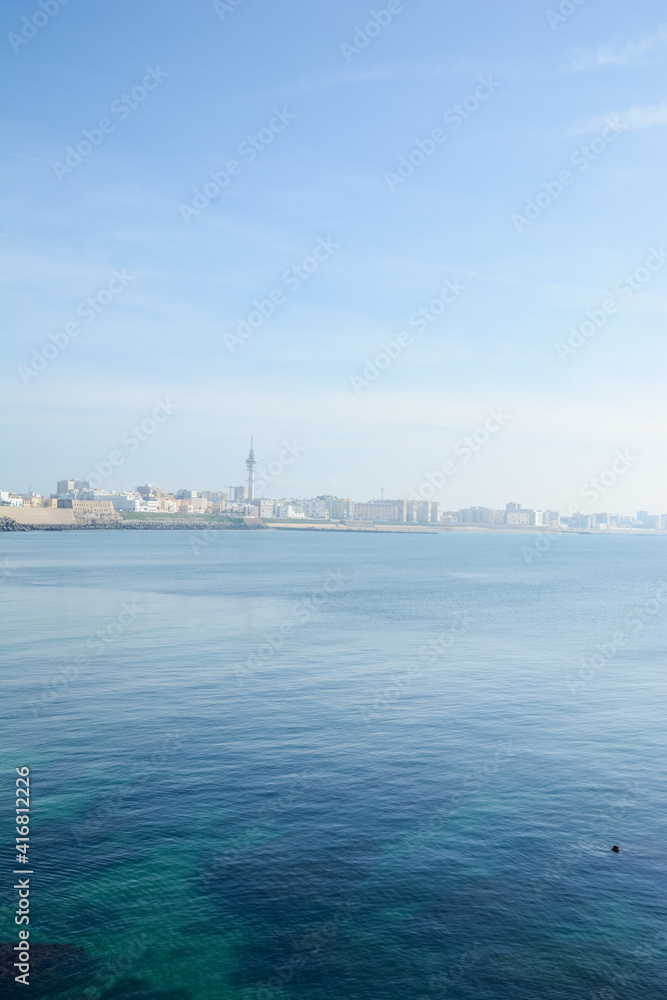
[458,507,494,524]
[326,497,354,520]
[57,499,117,517]
[57,479,89,497]
[571,514,593,529]
[136,484,164,498]
[507,510,531,526]
[21,496,58,508]
[0,491,23,507]
[440,513,458,526]
[275,504,304,519]
[407,500,440,523]
[103,495,141,511]
[353,502,406,522]
[256,499,276,518]
[303,499,329,519]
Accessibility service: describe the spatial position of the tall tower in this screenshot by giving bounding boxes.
[246,437,257,500]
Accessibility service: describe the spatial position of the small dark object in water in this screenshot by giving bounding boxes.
[611,845,620,852]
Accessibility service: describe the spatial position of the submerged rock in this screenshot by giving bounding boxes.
[0,942,92,997]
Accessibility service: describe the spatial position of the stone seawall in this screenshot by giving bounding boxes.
[0,514,263,531]
[3,506,124,528]
[4,507,78,526]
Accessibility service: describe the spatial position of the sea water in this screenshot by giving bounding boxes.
[1,529,666,999]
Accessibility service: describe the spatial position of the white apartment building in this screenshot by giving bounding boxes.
[275,504,305,519]
[0,492,23,507]
[157,498,179,513]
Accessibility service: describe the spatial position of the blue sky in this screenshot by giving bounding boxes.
[2,0,666,511]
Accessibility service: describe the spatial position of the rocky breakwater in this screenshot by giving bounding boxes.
[0,515,31,531]
[0,513,265,531]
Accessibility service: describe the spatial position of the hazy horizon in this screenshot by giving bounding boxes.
[2,0,666,509]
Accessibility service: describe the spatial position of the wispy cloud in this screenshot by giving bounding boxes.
[269,56,525,100]
[566,24,667,71]
[572,103,667,134]
[268,62,409,99]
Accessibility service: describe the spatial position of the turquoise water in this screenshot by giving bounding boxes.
[1,530,666,999]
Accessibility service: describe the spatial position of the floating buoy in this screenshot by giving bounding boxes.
[611,845,620,852]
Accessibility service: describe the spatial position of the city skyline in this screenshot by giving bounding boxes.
[3,442,664,523]
[2,1,666,511]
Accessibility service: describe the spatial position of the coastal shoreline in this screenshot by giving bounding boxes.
[1,515,663,536]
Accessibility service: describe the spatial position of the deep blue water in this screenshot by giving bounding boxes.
[1,529,666,999]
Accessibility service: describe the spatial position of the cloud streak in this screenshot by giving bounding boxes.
[572,103,667,134]
[567,24,667,71]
